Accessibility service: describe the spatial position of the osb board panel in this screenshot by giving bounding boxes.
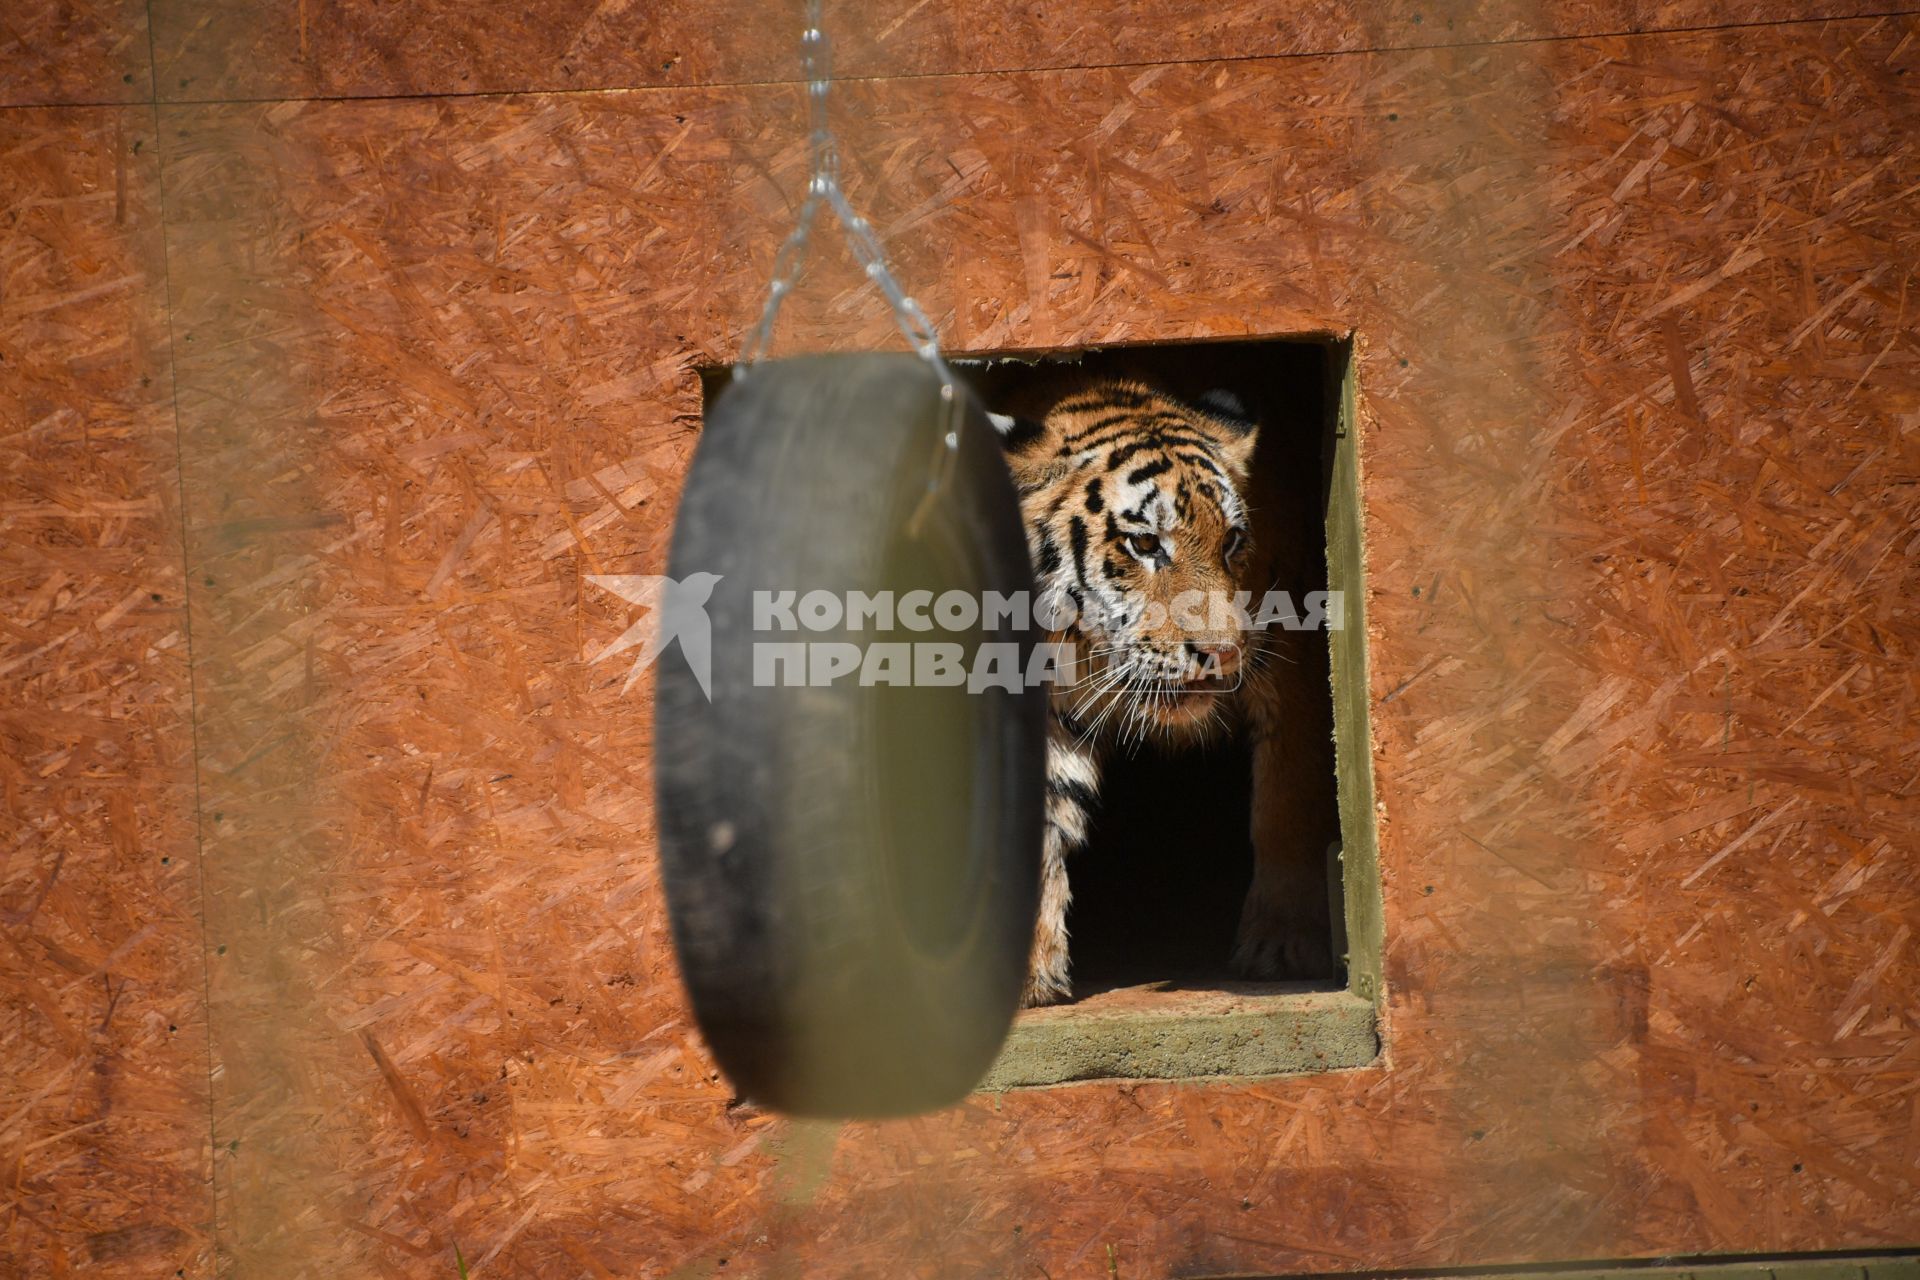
[141,11,1920,1278]
[143,0,1911,102]
[0,109,210,1277]
[0,1,152,107]
[154,95,704,1278]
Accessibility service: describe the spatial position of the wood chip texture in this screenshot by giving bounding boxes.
[1,6,1917,1279]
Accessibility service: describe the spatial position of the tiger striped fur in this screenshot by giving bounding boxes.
[989,378,1336,1006]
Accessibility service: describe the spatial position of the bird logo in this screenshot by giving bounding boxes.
[586,572,723,700]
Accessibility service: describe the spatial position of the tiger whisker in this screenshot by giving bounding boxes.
[1075,658,1147,741]
[1068,657,1139,728]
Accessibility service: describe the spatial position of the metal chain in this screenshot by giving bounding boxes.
[734,0,958,403]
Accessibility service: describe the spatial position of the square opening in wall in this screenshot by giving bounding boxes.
[694,336,1381,1089]
[961,336,1381,1088]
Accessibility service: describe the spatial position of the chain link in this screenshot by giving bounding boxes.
[734,0,958,406]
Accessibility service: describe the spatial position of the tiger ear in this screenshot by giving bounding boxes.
[1194,390,1259,474]
[986,410,1045,454]
[1196,389,1248,420]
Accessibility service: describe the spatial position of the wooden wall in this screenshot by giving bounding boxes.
[3,2,1916,1276]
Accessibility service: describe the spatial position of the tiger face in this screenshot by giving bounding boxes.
[991,380,1261,741]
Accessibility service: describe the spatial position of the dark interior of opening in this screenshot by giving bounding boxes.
[962,338,1344,993]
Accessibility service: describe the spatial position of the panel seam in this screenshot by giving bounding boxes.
[18,5,1906,112]
[143,0,222,1267]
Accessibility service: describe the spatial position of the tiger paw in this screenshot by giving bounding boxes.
[1021,971,1067,1013]
[1231,905,1333,981]
[1021,956,1072,1007]
[1023,890,1073,1006]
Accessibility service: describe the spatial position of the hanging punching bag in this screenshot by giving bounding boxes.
[653,354,1045,1117]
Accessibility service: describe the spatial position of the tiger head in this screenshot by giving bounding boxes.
[990,380,1261,741]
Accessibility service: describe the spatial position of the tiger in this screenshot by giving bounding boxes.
[985,376,1339,1006]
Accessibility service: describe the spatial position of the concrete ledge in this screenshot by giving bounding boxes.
[979,982,1378,1090]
